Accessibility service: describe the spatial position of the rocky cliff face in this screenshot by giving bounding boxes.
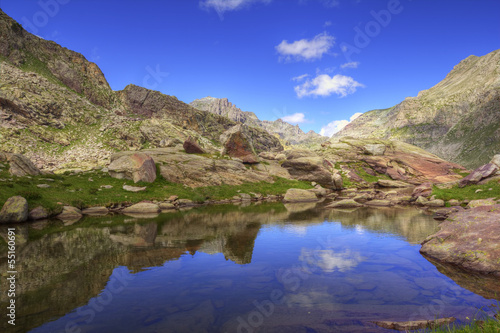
[0,9,282,170]
[332,49,500,169]
[190,97,327,147]
[0,9,114,108]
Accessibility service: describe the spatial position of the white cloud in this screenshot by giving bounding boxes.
[292,74,309,82]
[281,112,308,124]
[319,112,363,137]
[294,74,364,98]
[340,61,359,69]
[200,0,270,14]
[276,32,335,62]
[323,20,332,27]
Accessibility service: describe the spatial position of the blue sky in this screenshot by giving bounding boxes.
[2,0,499,136]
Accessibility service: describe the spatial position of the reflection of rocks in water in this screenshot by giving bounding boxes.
[284,202,317,213]
[224,222,261,264]
[110,222,158,247]
[0,203,442,333]
[422,255,500,301]
[325,207,439,244]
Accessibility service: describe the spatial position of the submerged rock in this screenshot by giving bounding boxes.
[0,196,29,223]
[373,317,455,331]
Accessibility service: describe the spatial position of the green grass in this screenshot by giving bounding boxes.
[432,180,500,202]
[424,315,500,332]
[0,162,312,214]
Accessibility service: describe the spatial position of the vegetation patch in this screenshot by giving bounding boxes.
[432,181,500,202]
[0,163,312,212]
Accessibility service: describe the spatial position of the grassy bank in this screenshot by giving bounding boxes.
[432,180,500,202]
[0,163,313,214]
[425,315,500,332]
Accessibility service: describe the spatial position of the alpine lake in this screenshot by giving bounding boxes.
[1,201,499,333]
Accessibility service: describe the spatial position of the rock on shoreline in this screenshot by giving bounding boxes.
[420,204,500,276]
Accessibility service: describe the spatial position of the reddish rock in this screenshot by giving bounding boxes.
[183,136,206,154]
[421,204,500,276]
[220,125,259,164]
[459,163,499,187]
[412,182,432,198]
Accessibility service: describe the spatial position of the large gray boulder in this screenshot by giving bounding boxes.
[122,202,160,214]
[0,196,29,223]
[8,154,41,176]
[283,188,318,203]
[281,150,334,188]
[363,144,386,156]
[108,152,157,183]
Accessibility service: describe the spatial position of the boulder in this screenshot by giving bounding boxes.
[108,152,157,183]
[283,188,318,203]
[0,196,29,223]
[183,136,206,154]
[447,199,460,206]
[491,154,500,168]
[459,163,498,187]
[123,185,147,192]
[415,196,428,205]
[57,206,83,221]
[363,144,386,156]
[29,206,49,220]
[467,198,496,209]
[332,173,343,190]
[421,204,500,276]
[258,152,276,160]
[220,124,259,164]
[326,199,364,208]
[412,182,432,198]
[377,179,411,188]
[159,203,176,210]
[423,199,445,207]
[281,155,333,187]
[8,154,41,176]
[81,207,109,216]
[122,202,160,214]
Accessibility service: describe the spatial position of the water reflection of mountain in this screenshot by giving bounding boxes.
[0,203,449,332]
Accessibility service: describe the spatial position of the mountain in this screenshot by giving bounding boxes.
[332,49,500,169]
[0,8,282,170]
[190,97,327,147]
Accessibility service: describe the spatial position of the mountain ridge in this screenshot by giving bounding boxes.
[332,49,500,169]
[190,96,327,148]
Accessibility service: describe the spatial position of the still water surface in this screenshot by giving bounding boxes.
[1,202,498,333]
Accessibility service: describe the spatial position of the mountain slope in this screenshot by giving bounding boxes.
[190,97,327,147]
[0,8,282,170]
[332,49,500,169]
